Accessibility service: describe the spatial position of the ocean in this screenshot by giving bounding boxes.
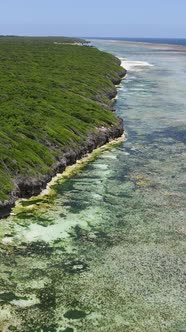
[89,37,186,47]
[0,39,185,331]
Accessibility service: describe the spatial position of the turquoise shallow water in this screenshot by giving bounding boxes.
[0,41,186,332]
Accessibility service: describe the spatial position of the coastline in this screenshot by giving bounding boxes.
[40,134,125,197]
[0,68,126,219]
[13,133,125,217]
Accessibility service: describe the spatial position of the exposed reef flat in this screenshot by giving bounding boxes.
[0,37,126,218]
[99,39,186,52]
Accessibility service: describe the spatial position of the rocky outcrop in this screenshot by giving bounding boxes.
[0,69,126,218]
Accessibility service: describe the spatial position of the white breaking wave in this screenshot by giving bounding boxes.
[120,59,154,72]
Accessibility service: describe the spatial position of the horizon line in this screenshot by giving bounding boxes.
[0,35,186,40]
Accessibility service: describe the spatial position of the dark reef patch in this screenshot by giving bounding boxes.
[64,309,87,320]
[61,328,74,332]
[0,292,27,304]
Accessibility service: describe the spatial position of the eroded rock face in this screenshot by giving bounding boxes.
[0,119,124,218]
[0,199,15,218]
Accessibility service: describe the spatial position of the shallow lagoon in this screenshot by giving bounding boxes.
[0,41,186,331]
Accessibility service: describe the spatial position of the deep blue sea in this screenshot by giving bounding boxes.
[0,38,186,331]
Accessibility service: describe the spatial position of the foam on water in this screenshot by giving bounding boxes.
[120,58,154,71]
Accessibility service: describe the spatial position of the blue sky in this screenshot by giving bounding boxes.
[0,0,186,38]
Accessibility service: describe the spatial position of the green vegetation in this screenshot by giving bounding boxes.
[0,37,124,202]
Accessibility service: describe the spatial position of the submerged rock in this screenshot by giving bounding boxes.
[64,309,87,320]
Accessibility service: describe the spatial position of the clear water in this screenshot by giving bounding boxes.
[0,41,186,332]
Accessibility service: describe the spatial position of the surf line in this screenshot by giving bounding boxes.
[120,58,154,72]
